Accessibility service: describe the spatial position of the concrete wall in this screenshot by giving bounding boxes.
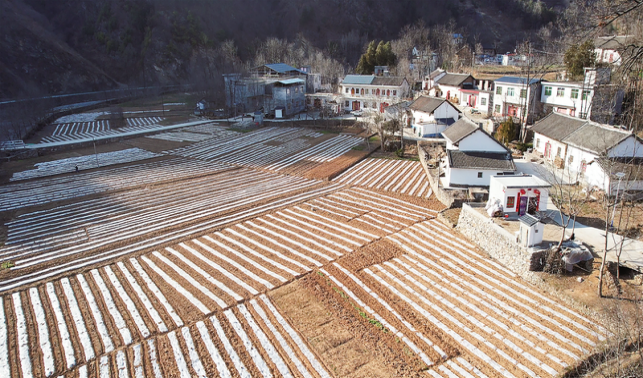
[418,142,462,207]
[458,130,507,152]
[456,204,541,278]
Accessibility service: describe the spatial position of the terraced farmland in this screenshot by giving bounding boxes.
[167,126,365,178]
[333,158,432,197]
[0,124,607,378]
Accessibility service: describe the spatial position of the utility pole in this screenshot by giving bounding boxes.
[93,137,99,168]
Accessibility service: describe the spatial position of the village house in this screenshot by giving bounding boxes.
[595,35,632,66]
[426,72,476,105]
[532,112,643,194]
[406,96,462,137]
[540,68,619,122]
[339,75,410,113]
[223,63,308,117]
[492,76,542,122]
[488,174,551,216]
[441,117,516,188]
[540,81,593,119]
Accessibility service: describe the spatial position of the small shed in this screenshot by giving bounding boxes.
[518,214,544,247]
[489,174,551,216]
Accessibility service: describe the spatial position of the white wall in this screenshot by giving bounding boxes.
[458,130,507,152]
[608,136,643,158]
[533,133,567,160]
[447,168,497,187]
[541,83,593,117]
[414,123,448,137]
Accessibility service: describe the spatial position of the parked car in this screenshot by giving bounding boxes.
[350,110,364,117]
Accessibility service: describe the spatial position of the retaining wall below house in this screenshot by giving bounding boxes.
[456,203,543,281]
[417,142,461,208]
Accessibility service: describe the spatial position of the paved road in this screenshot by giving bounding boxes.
[516,158,643,272]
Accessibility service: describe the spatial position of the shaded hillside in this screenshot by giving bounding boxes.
[1,0,565,98]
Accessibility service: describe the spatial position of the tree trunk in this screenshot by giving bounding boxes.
[598,220,611,298]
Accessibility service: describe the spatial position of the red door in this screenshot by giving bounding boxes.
[544,142,551,159]
[352,101,361,111]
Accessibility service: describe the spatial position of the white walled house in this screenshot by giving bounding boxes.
[595,35,632,66]
[493,76,542,122]
[460,89,493,116]
[339,75,410,113]
[489,175,551,215]
[407,96,462,137]
[441,118,516,188]
[532,112,643,194]
[540,81,593,119]
[428,73,476,105]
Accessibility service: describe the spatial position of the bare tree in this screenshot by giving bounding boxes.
[535,161,592,252]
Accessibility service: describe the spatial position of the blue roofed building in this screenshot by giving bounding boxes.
[223,63,308,117]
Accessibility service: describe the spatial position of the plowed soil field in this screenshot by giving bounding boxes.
[0,125,607,378]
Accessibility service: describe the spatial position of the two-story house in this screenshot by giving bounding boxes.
[407,96,462,137]
[339,75,410,113]
[223,63,308,117]
[492,76,542,122]
[441,117,516,188]
[532,112,643,194]
[540,81,593,119]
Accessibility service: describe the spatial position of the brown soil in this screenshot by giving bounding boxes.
[271,277,423,378]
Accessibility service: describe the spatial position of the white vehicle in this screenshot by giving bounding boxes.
[350,110,364,117]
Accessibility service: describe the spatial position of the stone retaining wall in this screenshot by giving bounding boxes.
[417,142,461,208]
[457,203,540,281]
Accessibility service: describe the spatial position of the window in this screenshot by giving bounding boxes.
[295,86,299,93]
[345,101,349,107]
[556,146,562,157]
[287,88,291,94]
[520,89,527,98]
[372,102,377,108]
[361,88,365,95]
[372,89,375,94]
[507,88,515,96]
[506,196,515,208]
[536,138,540,148]
[582,90,591,100]
[495,104,501,113]
[481,97,487,106]
[345,87,349,94]
[568,155,574,163]
[557,87,565,97]
[544,86,552,96]
[477,172,483,178]
[571,89,579,99]
[386,89,391,96]
[496,86,503,95]
[393,90,397,96]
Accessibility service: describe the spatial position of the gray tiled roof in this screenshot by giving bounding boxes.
[442,117,479,144]
[408,96,450,114]
[596,157,643,180]
[531,112,586,141]
[436,73,473,87]
[564,123,632,154]
[447,150,516,170]
[533,113,633,154]
[595,35,632,50]
[372,76,407,86]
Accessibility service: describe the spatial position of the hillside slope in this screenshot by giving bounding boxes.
[1,0,564,99]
